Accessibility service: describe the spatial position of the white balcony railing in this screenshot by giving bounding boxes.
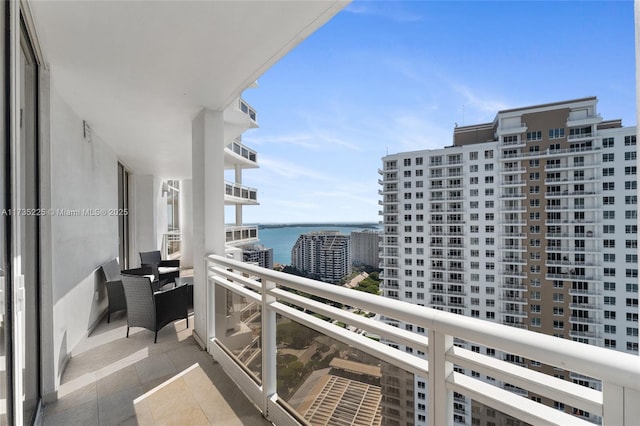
[206,254,640,426]
[226,138,258,164]
[225,225,258,244]
[224,181,258,203]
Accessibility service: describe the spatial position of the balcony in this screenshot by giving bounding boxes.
[205,254,640,426]
[224,181,258,205]
[41,313,270,426]
[225,225,258,244]
[239,98,258,123]
[225,138,258,168]
[567,113,602,127]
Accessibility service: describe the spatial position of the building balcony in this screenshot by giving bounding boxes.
[225,225,258,244]
[545,190,600,198]
[497,122,528,136]
[545,175,601,184]
[501,295,527,303]
[225,97,259,130]
[501,257,526,264]
[225,138,258,168]
[544,162,600,171]
[546,232,597,239]
[224,181,258,205]
[567,131,598,141]
[501,206,527,213]
[499,167,526,174]
[567,113,603,127]
[545,246,600,254]
[500,179,527,186]
[500,270,527,278]
[544,204,601,212]
[500,193,527,200]
[190,255,640,426]
[500,309,528,318]
[500,138,526,147]
[545,259,600,267]
[499,232,527,238]
[499,244,527,252]
[546,273,602,282]
[569,316,600,325]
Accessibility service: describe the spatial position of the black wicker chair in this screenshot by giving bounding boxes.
[139,250,180,287]
[121,273,189,343]
[100,259,126,323]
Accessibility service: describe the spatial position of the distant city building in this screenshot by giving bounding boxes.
[242,244,274,269]
[350,229,381,268]
[291,231,351,283]
[379,97,638,425]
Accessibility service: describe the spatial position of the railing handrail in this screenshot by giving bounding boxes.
[207,254,640,391]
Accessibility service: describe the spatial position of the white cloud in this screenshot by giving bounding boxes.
[344,3,423,23]
[258,156,332,181]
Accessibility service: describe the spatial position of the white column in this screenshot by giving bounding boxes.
[235,165,242,225]
[179,179,193,268]
[192,108,226,346]
[133,175,159,263]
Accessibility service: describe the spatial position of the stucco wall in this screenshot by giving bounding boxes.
[48,84,119,388]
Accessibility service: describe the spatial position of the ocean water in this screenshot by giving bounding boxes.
[258,224,380,265]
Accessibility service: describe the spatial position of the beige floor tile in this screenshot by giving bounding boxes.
[97,384,144,425]
[43,399,98,426]
[132,399,156,426]
[43,315,264,426]
[134,353,177,385]
[96,365,142,398]
[46,381,97,415]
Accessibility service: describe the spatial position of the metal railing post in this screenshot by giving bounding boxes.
[261,277,277,418]
[603,382,640,425]
[428,329,453,426]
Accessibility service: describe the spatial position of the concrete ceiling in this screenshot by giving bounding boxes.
[29,1,347,178]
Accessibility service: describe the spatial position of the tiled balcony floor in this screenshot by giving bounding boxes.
[42,312,271,425]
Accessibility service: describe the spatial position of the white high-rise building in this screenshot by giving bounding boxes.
[379,97,638,426]
[292,231,351,283]
[351,229,381,268]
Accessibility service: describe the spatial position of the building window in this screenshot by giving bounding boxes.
[626,166,637,175]
[625,151,637,161]
[603,182,615,191]
[531,318,541,327]
[485,150,494,159]
[549,128,565,139]
[625,181,637,190]
[527,131,542,141]
[603,167,615,176]
[603,153,615,162]
[602,137,614,148]
[625,135,637,145]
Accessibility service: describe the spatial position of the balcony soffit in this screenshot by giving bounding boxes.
[28,0,347,177]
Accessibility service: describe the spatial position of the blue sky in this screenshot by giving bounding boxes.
[233,0,636,224]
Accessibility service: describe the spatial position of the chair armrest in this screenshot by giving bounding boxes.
[154,284,188,329]
[159,259,180,268]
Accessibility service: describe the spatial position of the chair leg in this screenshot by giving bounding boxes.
[154,331,158,344]
[126,326,129,338]
[186,315,189,329]
[107,311,111,323]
